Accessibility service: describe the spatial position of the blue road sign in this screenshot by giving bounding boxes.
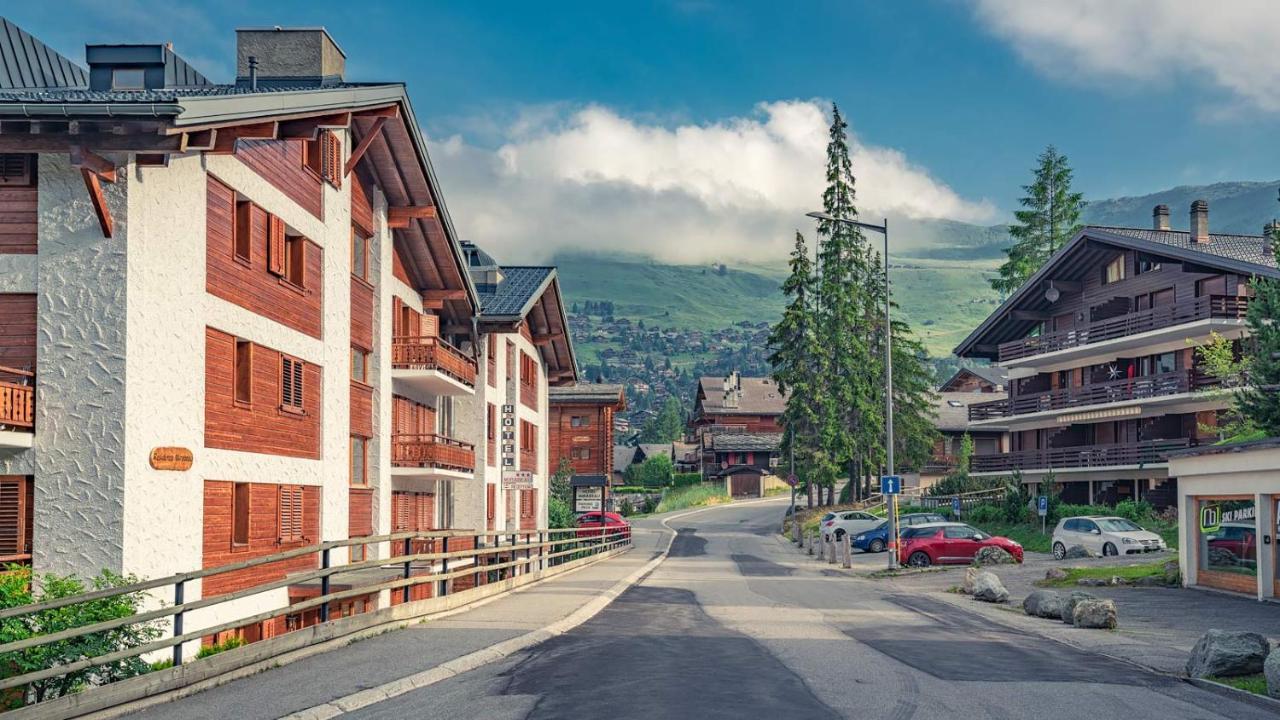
[1037,496,1049,516]
[951,496,962,515]
[880,475,901,495]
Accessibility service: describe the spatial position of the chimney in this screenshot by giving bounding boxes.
[1265,220,1278,239]
[1152,204,1170,231]
[1189,200,1209,244]
[236,27,346,88]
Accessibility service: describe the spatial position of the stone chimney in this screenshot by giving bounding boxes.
[1189,200,1210,244]
[236,27,346,88]
[1152,204,1170,231]
[1264,220,1278,239]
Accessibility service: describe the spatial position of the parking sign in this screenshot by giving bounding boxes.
[1037,496,1048,517]
[879,475,901,495]
[951,496,962,515]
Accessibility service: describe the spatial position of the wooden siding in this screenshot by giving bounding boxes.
[0,185,36,254]
[234,139,323,219]
[550,404,614,476]
[350,381,374,438]
[205,328,322,459]
[348,488,374,538]
[202,480,320,597]
[351,276,375,351]
[351,176,373,238]
[207,177,324,339]
[0,294,35,370]
[392,245,412,286]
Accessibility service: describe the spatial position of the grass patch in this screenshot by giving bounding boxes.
[654,484,729,514]
[1036,560,1170,588]
[1208,674,1268,696]
[967,521,1055,554]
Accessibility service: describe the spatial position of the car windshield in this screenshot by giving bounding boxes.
[1096,518,1142,532]
[821,513,836,522]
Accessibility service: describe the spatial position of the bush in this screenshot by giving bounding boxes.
[1113,499,1154,522]
[548,497,575,529]
[672,473,702,488]
[195,636,244,659]
[619,499,636,516]
[964,504,1004,524]
[641,496,658,514]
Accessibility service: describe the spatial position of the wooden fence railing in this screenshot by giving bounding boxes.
[0,365,33,430]
[391,433,476,472]
[391,336,478,387]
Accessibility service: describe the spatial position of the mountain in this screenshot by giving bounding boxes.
[1082,180,1280,235]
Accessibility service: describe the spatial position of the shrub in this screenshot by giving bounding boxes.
[548,497,575,529]
[672,473,702,488]
[1002,482,1031,522]
[618,499,636,516]
[195,636,244,659]
[641,496,658,514]
[1113,499,1154,522]
[964,504,1004,524]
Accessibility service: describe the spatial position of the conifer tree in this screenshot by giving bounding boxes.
[1236,229,1280,436]
[991,146,1086,294]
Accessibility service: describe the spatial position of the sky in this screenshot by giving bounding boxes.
[9,1,1280,263]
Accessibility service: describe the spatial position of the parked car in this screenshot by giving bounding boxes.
[823,510,883,542]
[576,511,631,540]
[899,512,947,527]
[1051,516,1167,559]
[898,522,1023,567]
[851,521,890,553]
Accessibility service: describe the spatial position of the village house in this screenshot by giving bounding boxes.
[548,383,626,510]
[690,372,785,496]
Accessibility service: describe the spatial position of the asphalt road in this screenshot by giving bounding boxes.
[341,499,1274,720]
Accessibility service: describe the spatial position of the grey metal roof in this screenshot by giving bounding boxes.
[613,445,640,471]
[549,383,625,405]
[0,81,383,103]
[478,266,555,318]
[1093,226,1277,270]
[164,48,212,88]
[1167,436,1280,459]
[0,17,88,90]
[710,432,783,452]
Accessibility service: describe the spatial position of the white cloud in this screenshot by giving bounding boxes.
[973,0,1280,115]
[428,101,995,265]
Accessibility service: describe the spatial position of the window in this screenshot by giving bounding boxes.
[351,347,369,383]
[1197,275,1228,297]
[486,334,497,386]
[234,200,255,263]
[350,436,368,486]
[234,339,253,405]
[572,447,592,460]
[570,416,589,428]
[351,227,368,281]
[281,355,304,412]
[944,526,975,539]
[284,235,306,288]
[232,482,251,546]
[278,485,305,542]
[111,68,146,90]
[1136,253,1162,275]
[0,154,33,186]
[1101,255,1125,284]
[521,352,538,387]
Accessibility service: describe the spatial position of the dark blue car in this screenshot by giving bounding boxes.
[851,520,890,553]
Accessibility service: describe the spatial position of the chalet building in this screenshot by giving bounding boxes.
[916,369,1011,487]
[548,383,625,510]
[955,201,1277,506]
[0,21,572,653]
[690,372,785,475]
[938,366,1007,394]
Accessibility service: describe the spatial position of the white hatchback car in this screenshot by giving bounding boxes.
[822,510,883,543]
[1052,516,1167,559]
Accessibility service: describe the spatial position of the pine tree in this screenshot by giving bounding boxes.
[1236,229,1280,436]
[991,145,1086,295]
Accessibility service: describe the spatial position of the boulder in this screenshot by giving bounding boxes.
[1072,598,1118,629]
[971,571,1008,603]
[1162,560,1181,586]
[1044,568,1069,582]
[1060,591,1097,623]
[962,566,980,595]
[1076,577,1108,587]
[972,546,1017,566]
[1185,630,1270,678]
[1022,589,1064,619]
[1109,576,1130,586]
[1133,575,1167,588]
[1265,647,1280,699]
[1063,545,1092,559]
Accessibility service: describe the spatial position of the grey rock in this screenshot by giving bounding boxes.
[1022,589,1064,619]
[1133,575,1167,587]
[1162,560,1181,585]
[1109,576,1130,586]
[972,546,1017,566]
[1076,577,1108,587]
[1061,591,1097,623]
[1072,598,1118,629]
[1063,545,1092,559]
[962,566,980,594]
[1265,647,1280,699]
[1044,568,1069,582]
[1185,630,1269,678]
[971,571,1009,603]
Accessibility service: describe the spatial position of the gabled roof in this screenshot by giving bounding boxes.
[954,225,1280,359]
[696,376,786,416]
[939,366,1007,392]
[0,16,88,90]
[710,432,783,452]
[638,443,673,461]
[613,445,640,471]
[549,383,626,407]
[478,266,556,318]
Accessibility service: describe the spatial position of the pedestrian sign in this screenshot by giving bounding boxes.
[951,497,962,515]
[1037,496,1048,517]
[880,475,901,495]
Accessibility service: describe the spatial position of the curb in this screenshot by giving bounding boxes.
[282,497,782,719]
[1185,677,1280,713]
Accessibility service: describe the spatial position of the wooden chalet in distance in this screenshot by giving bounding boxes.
[690,372,785,495]
[548,383,626,510]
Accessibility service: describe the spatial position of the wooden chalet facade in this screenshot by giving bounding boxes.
[955,202,1279,506]
[691,372,785,479]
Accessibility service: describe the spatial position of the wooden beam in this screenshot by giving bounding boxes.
[354,105,400,120]
[278,113,352,140]
[81,168,112,238]
[533,331,566,347]
[422,299,444,310]
[1011,310,1049,321]
[422,289,467,302]
[135,154,169,168]
[69,146,116,183]
[442,324,472,335]
[0,133,184,153]
[206,122,278,155]
[183,129,216,151]
[344,116,388,177]
[387,205,437,228]
[1046,280,1081,293]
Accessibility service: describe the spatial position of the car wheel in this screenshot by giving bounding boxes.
[869,538,886,553]
[1102,542,1118,557]
[908,551,931,568]
[1052,542,1066,560]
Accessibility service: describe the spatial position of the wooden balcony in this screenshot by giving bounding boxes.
[391,336,477,394]
[0,366,34,444]
[392,433,476,474]
[997,295,1250,363]
[970,438,1193,474]
[969,369,1218,422]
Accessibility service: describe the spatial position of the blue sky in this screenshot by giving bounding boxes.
[8,1,1279,262]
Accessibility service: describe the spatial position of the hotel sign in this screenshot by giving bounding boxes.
[503,471,534,490]
[149,447,193,471]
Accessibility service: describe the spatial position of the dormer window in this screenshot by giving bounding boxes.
[111,68,146,91]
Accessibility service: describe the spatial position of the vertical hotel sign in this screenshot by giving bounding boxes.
[501,404,516,468]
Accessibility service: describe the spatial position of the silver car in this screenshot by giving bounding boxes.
[822,510,883,542]
[1052,516,1167,559]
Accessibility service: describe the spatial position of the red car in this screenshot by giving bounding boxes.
[898,522,1023,567]
[575,511,631,540]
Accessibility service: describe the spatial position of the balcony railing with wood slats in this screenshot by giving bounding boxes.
[0,366,34,431]
[391,336,478,388]
[997,295,1251,362]
[968,369,1219,421]
[392,434,476,473]
[970,437,1193,474]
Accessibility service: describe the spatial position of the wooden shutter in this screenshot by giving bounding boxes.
[391,492,411,532]
[323,130,342,187]
[0,477,25,556]
[416,493,434,531]
[486,484,496,530]
[281,356,304,410]
[234,340,253,405]
[289,236,307,288]
[0,155,31,186]
[267,215,286,276]
[278,485,304,542]
[391,297,404,337]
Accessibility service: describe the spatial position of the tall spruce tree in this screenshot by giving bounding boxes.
[991,145,1086,295]
[1236,229,1280,435]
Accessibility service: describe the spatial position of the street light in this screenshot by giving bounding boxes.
[806,211,898,570]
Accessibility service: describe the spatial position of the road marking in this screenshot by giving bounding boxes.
[283,497,783,720]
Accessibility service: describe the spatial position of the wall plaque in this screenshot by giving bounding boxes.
[149,447,193,471]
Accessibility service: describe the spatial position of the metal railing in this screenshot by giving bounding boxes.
[970,437,1193,473]
[997,295,1251,362]
[969,369,1218,421]
[0,525,630,711]
[391,433,477,473]
[391,336,478,387]
[0,365,34,431]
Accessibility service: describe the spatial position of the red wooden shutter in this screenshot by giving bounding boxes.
[416,493,434,531]
[267,215,286,276]
[278,485,303,542]
[0,477,24,556]
[323,130,342,187]
[281,356,304,410]
[391,492,412,532]
[486,484,496,530]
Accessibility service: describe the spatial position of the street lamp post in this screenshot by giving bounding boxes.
[806,211,897,569]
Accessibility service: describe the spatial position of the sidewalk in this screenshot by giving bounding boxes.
[123,527,667,720]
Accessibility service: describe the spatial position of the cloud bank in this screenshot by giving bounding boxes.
[973,0,1280,117]
[428,101,995,265]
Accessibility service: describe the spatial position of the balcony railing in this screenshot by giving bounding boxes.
[997,295,1251,362]
[392,434,476,473]
[391,337,477,387]
[969,369,1219,421]
[0,366,34,431]
[970,438,1193,474]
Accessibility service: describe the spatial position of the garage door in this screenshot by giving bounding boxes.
[729,474,759,498]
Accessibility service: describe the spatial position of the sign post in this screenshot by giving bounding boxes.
[786,472,799,543]
[574,486,603,514]
[951,496,962,520]
[1037,495,1049,534]
[880,475,901,570]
